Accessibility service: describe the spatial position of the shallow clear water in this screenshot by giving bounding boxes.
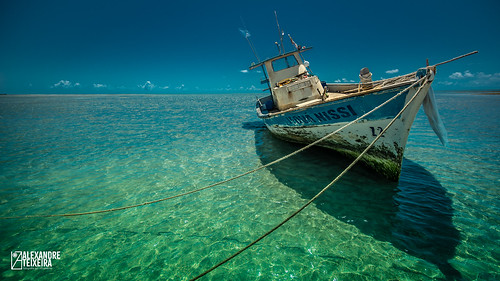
[0,93,498,280]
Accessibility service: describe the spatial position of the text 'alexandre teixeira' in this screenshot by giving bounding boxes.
[11,251,61,270]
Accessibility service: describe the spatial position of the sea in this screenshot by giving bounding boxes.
[0,92,498,280]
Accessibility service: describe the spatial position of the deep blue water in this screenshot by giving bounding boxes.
[0,92,498,280]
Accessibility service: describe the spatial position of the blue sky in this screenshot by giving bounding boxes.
[0,0,499,94]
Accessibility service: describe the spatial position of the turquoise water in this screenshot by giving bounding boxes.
[0,93,498,280]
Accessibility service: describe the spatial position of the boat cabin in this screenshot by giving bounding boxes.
[250,48,325,111]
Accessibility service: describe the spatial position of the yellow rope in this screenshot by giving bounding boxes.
[0,77,425,220]
[190,77,430,280]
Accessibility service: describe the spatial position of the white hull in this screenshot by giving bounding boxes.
[261,82,431,180]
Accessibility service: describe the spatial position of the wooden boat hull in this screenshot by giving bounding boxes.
[257,82,431,181]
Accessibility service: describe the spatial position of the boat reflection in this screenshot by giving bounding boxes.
[243,121,462,280]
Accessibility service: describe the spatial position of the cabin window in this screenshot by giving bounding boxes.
[272,55,299,72]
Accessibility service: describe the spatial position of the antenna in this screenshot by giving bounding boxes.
[239,17,270,93]
[274,42,281,54]
[239,17,260,62]
[274,11,285,54]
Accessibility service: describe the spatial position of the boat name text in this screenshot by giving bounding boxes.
[285,105,357,125]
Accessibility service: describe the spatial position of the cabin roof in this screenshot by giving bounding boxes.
[249,47,312,70]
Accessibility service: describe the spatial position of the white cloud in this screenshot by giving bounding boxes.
[464,71,474,78]
[53,80,71,88]
[385,69,399,74]
[139,81,155,91]
[175,84,185,90]
[335,78,355,83]
[471,72,500,85]
[440,71,500,87]
[52,80,79,88]
[449,70,474,79]
[240,69,249,73]
[93,83,107,88]
[237,85,259,91]
[217,85,232,91]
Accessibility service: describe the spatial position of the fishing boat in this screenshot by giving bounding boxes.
[251,46,444,181]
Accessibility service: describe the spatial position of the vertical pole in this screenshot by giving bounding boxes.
[274,11,285,54]
[261,65,272,93]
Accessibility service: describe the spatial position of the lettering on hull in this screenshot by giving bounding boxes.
[285,105,357,125]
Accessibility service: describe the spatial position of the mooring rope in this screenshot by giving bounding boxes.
[0,77,425,220]
[190,77,430,280]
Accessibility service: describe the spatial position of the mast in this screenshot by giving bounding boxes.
[274,11,285,54]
